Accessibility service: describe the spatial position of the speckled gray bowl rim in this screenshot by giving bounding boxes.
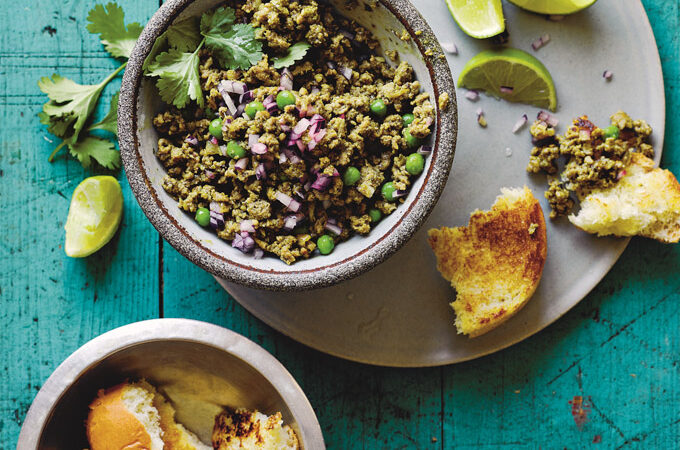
[119,0,457,292]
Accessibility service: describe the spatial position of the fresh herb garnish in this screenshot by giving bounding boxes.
[145,6,263,109]
[38,2,141,168]
[272,41,311,69]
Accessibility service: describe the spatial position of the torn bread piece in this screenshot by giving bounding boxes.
[569,153,680,243]
[428,186,547,338]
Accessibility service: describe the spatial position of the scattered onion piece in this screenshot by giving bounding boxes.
[255,164,267,180]
[311,175,332,191]
[275,191,301,212]
[253,248,264,259]
[512,114,528,134]
[500,86,514,94]
[338,66,353,81]
[603,70,613,81]
[537,111,559,127]
[185,135,198,146]
[217,80,238,115]
[280,68,294,90]
[251,142,268,155]
[235,157,248,171]
[391,189,407,199]
[240,220,256,233]
[465,90,479,101]
[417,145,432,156]
[325,222,343,235]
[440,41,458,55]
[248,134,260,148]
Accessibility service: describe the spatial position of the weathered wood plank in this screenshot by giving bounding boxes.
[0,0,160,446]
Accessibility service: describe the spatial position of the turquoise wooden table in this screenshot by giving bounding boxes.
[2,0,679,448]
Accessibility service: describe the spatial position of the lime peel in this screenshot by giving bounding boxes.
[64,176,123,258]
[444,0,505,39]
[458,47,558,111]
[507,0,597,15]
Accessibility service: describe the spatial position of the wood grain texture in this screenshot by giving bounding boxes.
[2,0,679,448]
[0,0,160,445]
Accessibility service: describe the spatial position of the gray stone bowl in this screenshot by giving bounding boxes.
[119,0,457,291]
[17,319,325,449]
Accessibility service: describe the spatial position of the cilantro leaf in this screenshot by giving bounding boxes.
[38,73,108,142]
[147,47,204,108]
[167,17,202,52]
[89,92,119,135]
[203,23,263,70]
[68,136,120,169]
[87,2,143,59]
[199,6,236,34]
[272,41,311,69]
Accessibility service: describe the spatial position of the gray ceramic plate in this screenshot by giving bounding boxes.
[218,0,665,367]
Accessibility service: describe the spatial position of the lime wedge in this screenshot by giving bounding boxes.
[444,0,505,39]
[458,48,557,111]
[507,0,597,15]
[64,176,123,258]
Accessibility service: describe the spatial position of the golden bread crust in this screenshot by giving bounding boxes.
[428,186,547,337]
[86,383,153,450]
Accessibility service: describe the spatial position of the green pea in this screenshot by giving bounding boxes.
[276,90,296,109]
[381,181,397,202]
[317,234,335,255]
[226,141,246,159]
[368,208,382,223]
[245,101,265,119]
[370,98,387,119]
[209,118,223,139]
[405,153,425,175]
[403,127,422,149]
[402,113,415,127]
[603,125,620,140]
[195,207,210,227]
[343,166,361,186]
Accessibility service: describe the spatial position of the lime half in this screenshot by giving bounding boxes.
[64,176,123,258]
[458,48,557,111]
[445,0,505,39]
[507,0,597,15]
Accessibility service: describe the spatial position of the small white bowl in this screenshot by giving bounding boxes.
[17,319,324,449]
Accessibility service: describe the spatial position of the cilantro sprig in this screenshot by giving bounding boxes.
[38,2,141,169]
[272,41,311,69]
[145,6,263,109]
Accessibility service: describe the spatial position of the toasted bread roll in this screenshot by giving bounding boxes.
[569,153,680,243]
[86,381,210,450]
[428,186,547,337]
[212,408,299,450]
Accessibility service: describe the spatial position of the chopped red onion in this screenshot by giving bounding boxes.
[465,90,479,101]
[311,175,332,191]
[532,37,544,51]
[537,111,559,127]
[248,134,260,148]
[209,203,225,230]
[210,136,218,145]
[279,151,288,164]
[307,140,317,150]
[296,140,307,152]
[326,61,337,70]
[255,163,267,180]
[311,86,320,94]
[283,214,302,231]
[326,217,337,225]
[219,144,228,157]
[541,33,551,44]
[296,105,308,118]
[332,168,340,177]
[220,80,248,95]
[235,157,248,171]
[293,118,311,135]
[280,68,293,90]
[616,170,627,180]
[235,103,246,118]
[579,128,591,140]
[275,191,301,211]
[392,189,407,199]
[217,80,238,115]
[324,222,343,235]
[284,148,302,164]
[512,114,528,133]
[232,231,255,253]
[253,248,264,259]
[440,41,458,55]
[205,169,215,179]
[251,142,268,155]
[500,86,514,94]
[338,66,353,81]
[279,122,291,132]
[312,128,327,142]
[185,135,198,146]
[240,220,256,233]
[239,90,254,104]
[603,70,613,81]
[417,145,432,155]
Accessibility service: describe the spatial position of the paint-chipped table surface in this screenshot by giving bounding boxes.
[2,0,679,448]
